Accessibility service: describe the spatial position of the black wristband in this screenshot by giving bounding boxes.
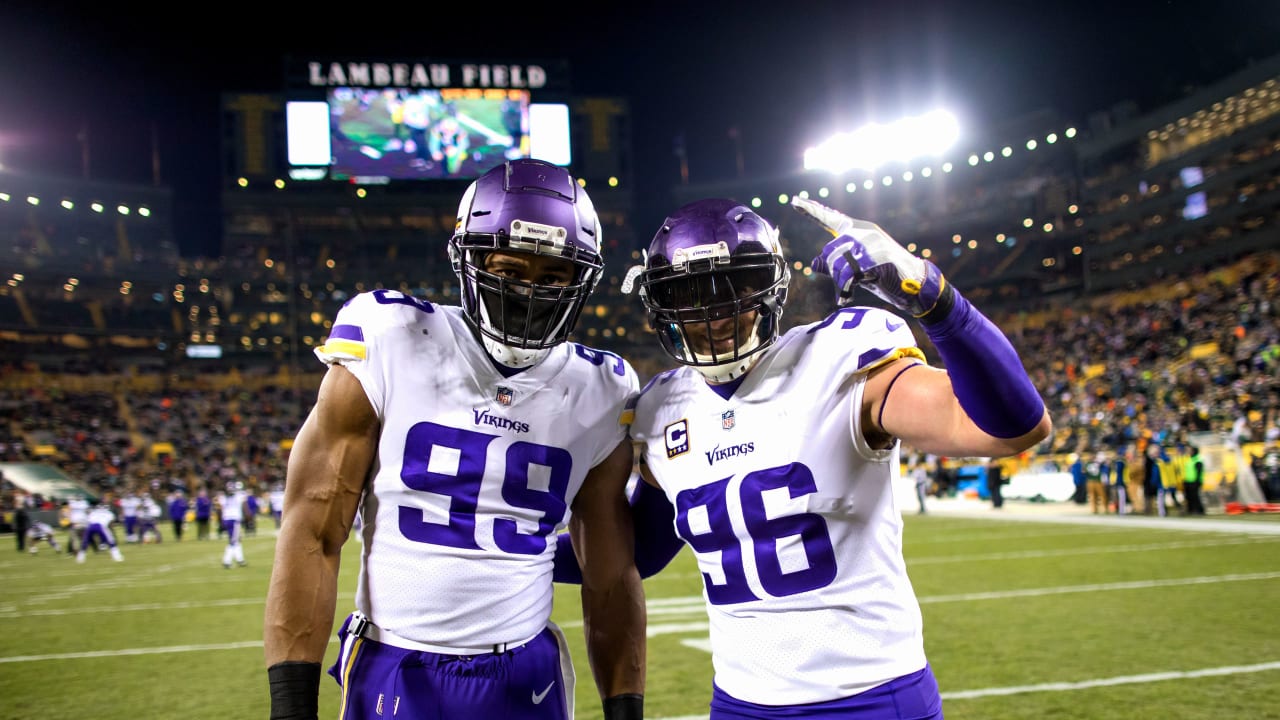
[603,693,644,720]
[268,661,321,720]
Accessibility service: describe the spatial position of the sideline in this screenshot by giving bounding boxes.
[920,497,1280,535]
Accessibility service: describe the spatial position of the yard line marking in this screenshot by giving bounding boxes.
[926,508,1280,535]
[0,641,262,663]
[647,622,711,637]
[0,636,340,664]
[0,598,263,618]
[0,593,355,619]
[908,536,1273,565]
[7,563,1269,620]
[652,661,1280,720]
[918,571,1280,604]
[940,660,1280,699]
[908,526,1161,544]
[562,570,1280,632]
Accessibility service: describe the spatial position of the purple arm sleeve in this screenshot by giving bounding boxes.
[552,478,684,584]
[921,285,1046,439]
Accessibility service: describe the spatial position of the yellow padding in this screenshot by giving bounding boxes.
[318,339,367,361]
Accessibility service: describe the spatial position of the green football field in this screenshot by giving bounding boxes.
[1,506,1278,720]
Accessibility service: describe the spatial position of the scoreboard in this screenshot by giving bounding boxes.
[220,56,631,189]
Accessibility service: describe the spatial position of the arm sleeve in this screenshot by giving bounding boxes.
[553,479,684,584]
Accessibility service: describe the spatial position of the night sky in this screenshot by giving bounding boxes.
[2,1,1279,258]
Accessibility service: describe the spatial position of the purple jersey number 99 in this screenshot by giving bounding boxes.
[398,421,571,555]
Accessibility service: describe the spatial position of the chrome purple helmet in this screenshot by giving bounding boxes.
[450,160,604,365]
[638,199,790,382]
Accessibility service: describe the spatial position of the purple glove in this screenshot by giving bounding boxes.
[792,197,946,317]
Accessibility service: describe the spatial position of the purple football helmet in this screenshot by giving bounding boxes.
[638,199,790,380]
[450,160,604,357]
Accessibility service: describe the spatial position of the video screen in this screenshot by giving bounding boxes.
[328,87,530,181]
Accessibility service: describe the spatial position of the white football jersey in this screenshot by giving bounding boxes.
[119,496,141,518]
[315,291,637,648]
[67,498,89,526]
[87,506,115,527]
[631,306,928,705]
[220,492,246,522]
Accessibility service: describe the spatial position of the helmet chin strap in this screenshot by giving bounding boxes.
[481,334,551,368]
[474,294,557,369]
[694,352,763,384]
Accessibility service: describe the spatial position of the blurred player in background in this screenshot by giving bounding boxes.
[137,492,163,543]
[194,486,213,540]
[64,495,89,555]
[264,159,646,720]
[269,482,285,528]
[219,481,248,568]
[167,489,188,541]
[118,487,141,542]
[78,499,123,563]
[244,489,259,538]
[429,115,470,175]
[25,520,60,555]
[623,198,1051,719]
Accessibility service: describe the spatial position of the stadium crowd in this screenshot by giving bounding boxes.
[1,243,1277,536]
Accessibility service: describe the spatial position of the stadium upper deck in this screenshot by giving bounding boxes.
[1,53,1278,373]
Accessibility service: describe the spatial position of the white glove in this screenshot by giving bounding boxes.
[791,196,946,317]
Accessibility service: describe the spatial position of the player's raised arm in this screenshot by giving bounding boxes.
[569,437,646,720]
[792,197,1051,458]
[263,364,378,720]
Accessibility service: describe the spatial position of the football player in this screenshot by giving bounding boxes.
[78,499,123,563]
[25,520,60,554]
[620,198,1050,719]
[264,159,646,720]
[220,481,248,568]
[64,495,89,555]
[118,487,142,542]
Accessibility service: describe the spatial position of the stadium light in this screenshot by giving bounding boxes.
[803,109,960,173]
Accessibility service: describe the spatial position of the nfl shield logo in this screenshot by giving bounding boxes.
[496,386,514,406]
[721,410,735,430]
